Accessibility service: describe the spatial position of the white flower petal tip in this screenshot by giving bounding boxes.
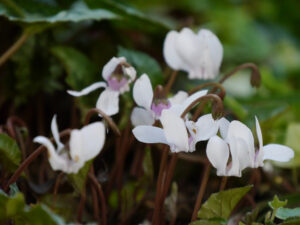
[263,144,294,162]
[163,27,223,80]
[67,82,107,97]
[96,89,120,116]
[133,74,153,110]
[132,126,168,145]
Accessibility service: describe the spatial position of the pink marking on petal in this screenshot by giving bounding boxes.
[151,102,171,117]
[107,77,128,91]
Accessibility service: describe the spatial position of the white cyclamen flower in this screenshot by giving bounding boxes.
[133,110,220,153]
[34,115,106,174]
[163,28,223,80]
[68,57,136,116]
[131,74,208,126]
[206,117,294,177]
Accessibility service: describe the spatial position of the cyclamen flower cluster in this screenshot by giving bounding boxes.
[34,27,294,178]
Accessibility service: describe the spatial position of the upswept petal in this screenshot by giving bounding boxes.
[169,90,208,116]
[70,122,105,165]
[198,29,223,77]
[163,31,188,70]
[263,144,294,162]
[96,88,119,116]
[168,91,188,105]
[254,116,264,166]
[218,117,230,139]
[51,115,64,152]
[160,110,189,152]
[67,82,107,97]
[131,107,155,127]
[175,28,202,71]
[194,114,219,141]
[102,57,126,80]
[206,136,229,176]
[33,136,68,172]
[133,74,153,110]
[227,120,255,166]
[132,126,168,145]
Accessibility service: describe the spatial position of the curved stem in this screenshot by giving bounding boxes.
[164,70,178,95]
[188,82,226,100]
[3,129,71,192]
[84,108,120,136]
[191,162,211,222]
[219,63,261,87]
[0,31,30,67]
[88,173,107,225]
[180,94,224,120]
[6,116,27,139]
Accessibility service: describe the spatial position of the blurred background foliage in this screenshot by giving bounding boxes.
[1,0,300,223]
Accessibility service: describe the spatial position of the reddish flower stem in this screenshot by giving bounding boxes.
[3,129,71,192]
[191,162,211,222]
[52,172,64,208]
[152,146,169,225]
[88,172,107,225]
[219,176,228,191]
[77,187,87,223]
[164,70,178,95]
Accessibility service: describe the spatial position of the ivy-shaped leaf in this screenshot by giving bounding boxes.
[276,207,300,220]
[197,185,252,220]
[0,133,21,172]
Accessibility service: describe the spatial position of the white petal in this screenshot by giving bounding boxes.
[131,107,155,127]
[168,91,188,105]
[67,82,107,97]
[175,28,202,71]
[34,136,68,172]
[132,126,168,145]
[218,117,230,139]
[102,57,126,80]
[96,88,119,116]
[227,120,255,167]
[254,116,264,166]
[160,110,189,152]
[163,30,188,71]
[133,74,153,110]
[169,90,208,116]
[255,116,263,149]
[263,144,294,162]
[124,66,136,82]
[194,114,219,141]
[51,115,64,152]
[206,136,229,176]
[70,122,106,165]
[197,29,223,77]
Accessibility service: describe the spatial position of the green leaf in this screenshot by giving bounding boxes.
[0,0,118,24]
[0,133,21,172]
[269,195,288,210]
[279,219,300,225]
[276,207,300,220]
[118,46,163,87]
[67,160,92,193]
[190,218,227,225]
[197,185,252,220]
[51,46,99,90]
[85,0,172,31]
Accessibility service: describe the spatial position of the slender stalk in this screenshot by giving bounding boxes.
[188,82,226,100]
[178,153,206,164]
[84,108,120,136]
[152,146,169,225]
[3,129,71,192]
[91,182,101,224]
[52,172,64,208]
[219,63,261,86]
[0,31,30,66]
[77,187,87,223]
[88,173,107,225]
[164,70,178,95]
[191,163,211,222]
[219,176,228,191]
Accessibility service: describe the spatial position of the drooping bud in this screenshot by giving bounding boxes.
[250,68,261,88]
